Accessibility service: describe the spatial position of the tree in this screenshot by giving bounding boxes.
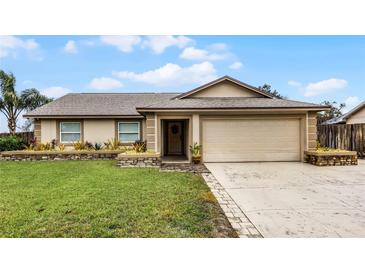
[0,70,53,134]
[317,101,346,122]
[258,84,286,99]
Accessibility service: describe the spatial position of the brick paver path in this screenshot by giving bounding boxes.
[202,173,263,238]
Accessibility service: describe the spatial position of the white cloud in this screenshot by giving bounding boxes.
[229,61,243,70]
[179,47,227,61]
[343,96,361,113]
[41,86,72,98]
[288,80,302,87]
[100,35,141,52]
[0,35,39,58]
[208,43,228,51]
[64,40,77,54]
[113,61,216,87]
[142,35,193,54]
[304,78,347,97]
[80,40,96,46]
[89,77,123,90]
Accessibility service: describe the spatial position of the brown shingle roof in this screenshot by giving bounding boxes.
[136,97,328,110]
[24,93,328,118]
[24,93,178,117]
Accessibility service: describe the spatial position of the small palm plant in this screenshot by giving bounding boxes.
[189,142,202,164]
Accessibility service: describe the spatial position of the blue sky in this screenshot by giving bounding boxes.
[1,35,364,132]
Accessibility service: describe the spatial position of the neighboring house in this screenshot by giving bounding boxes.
[24,76,328,163]
[322,101,365,125]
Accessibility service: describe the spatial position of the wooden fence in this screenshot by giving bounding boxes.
[0,132,34,144]
[317,124,365,158]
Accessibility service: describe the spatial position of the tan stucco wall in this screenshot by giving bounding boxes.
[41,119,57,143]
[190,81,265,98]
[192,114,200,145]
[36,110,318,162]
[151,111,316,162]
[83,119,115,143]
[39,118,146,145]
[347,106,365,124]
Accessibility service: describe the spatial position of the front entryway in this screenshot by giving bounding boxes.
[164,120,186,156]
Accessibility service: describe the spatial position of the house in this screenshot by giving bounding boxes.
[24,76,328,163]
[322,101,365,125]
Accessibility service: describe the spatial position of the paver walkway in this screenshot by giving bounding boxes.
[202,172,262,238]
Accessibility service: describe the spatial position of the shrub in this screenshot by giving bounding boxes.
[24,144,35,151]
[93,142,103,150]
[85,141,93,150]
[36,142,51,151]
[51,139,56,150]
[133,140,147,153]
[58,144,65,151]
[0,135,25,152]
[73,141,86,151]
[104,139,121,150]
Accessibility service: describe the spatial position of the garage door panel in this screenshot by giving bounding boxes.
[202,119,301,162]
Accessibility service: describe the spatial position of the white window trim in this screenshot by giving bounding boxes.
[118,121,140,143]
[60,122,81,144]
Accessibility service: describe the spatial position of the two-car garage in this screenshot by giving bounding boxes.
[201,118,302,162]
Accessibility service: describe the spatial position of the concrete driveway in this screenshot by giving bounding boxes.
[205,160,365,237]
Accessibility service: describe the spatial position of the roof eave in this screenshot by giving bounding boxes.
[23,114,144,119]
[136,106,329,112]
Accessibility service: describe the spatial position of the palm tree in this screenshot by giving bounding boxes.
[0,70,53,134]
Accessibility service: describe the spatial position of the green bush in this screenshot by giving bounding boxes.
[0,135,25,152]
[133,140,147,153]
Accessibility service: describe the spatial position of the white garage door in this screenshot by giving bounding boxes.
[202,119,301,162]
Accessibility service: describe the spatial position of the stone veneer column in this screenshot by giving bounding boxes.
[308,111,317,150]
[145,113,157,152]
[33,119,41,144]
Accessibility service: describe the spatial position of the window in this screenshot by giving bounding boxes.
[60,122,81,143]
[118,122,140,143]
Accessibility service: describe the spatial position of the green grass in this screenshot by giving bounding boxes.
[0,160,235,237]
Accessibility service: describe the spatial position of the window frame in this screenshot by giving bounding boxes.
[59,121,81,144]
[118,121,141,143]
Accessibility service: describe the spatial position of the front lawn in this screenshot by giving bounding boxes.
[0,160,236,237]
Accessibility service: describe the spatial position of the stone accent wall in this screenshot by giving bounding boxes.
[0,151,121,161]
[308,111,317,150]
[145,113,156,152]
[117,154,161,167]
[34,119,41,144]
[305,152,358,166]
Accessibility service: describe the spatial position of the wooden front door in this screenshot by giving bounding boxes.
[165,121,185,156]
